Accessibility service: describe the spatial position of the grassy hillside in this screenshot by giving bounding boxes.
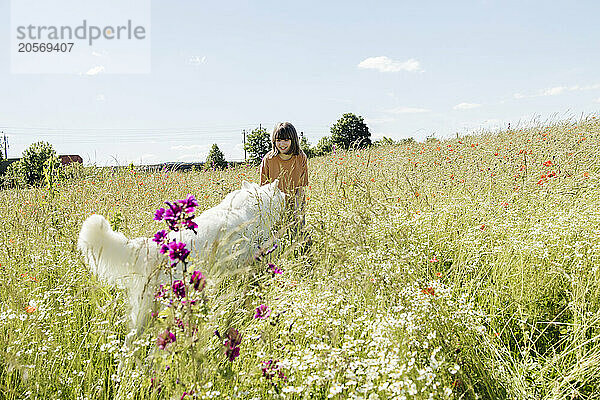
[1,116,600,399]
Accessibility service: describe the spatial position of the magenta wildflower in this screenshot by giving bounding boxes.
[223,327,242,362]
[261,359,286,381]
[156,329,176,350]
[154,196,198,233]
[254,304,271,319]
[153,229,168,244]
[178,194,198,213]
[190,270,206,291]
[167,241,190,266]
[159,243,169,254]
[154,208,166,221]
[183,219,198,231]
[267,263,283,275]
[172,280,186,298]
[162,202,182,231]
[225,345,240,362]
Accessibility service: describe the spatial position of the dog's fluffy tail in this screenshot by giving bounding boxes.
[78,214,158,288]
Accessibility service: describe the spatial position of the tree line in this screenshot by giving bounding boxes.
[1,112,408,188]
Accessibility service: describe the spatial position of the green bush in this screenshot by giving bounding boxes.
[330,113,371,149]
[313,136,333,157]
[21,141,60,186]
[206,144,227,170]
[1,160,25,188]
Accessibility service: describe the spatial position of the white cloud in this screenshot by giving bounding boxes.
[358,56,423,73]
[86,66,105,75]
[386,106,430,114]
[453,102,481,110]
[171,144,209,151]
[92,50,108,57]
[542,86,568,96]
[515,83,600,99]
[188,56,207,66]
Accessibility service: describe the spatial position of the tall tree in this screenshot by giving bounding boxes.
[330,113,371,149]
[244,126,271,164]
[205,144,227,170]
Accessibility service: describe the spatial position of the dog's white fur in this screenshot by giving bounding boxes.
[78,180,285,331]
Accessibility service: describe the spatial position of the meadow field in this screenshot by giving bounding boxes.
[1,116,600,399]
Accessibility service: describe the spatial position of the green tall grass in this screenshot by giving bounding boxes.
[1,115,600,399]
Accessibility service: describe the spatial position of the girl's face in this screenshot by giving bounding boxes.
[275,138,291,154]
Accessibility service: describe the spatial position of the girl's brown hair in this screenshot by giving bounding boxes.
[271,122,301,157]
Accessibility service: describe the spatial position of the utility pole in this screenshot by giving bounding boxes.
[2,131,7,159]
[242,129,246,162]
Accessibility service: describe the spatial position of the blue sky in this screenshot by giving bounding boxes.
[1,0,599,165]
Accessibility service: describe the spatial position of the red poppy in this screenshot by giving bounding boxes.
[422,287,435,296]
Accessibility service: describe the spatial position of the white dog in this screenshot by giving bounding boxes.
[78,180,285,332]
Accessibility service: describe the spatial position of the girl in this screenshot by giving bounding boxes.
[260,122,308,232]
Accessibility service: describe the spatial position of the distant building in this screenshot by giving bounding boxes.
[59,155,83,165]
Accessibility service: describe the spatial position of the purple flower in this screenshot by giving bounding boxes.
[154,208,166,221]
[184,219,198,230]
[254,304,271,319]
[172,280,186,298]
[261,359,282,380]
[156,329,176,350]
[159,244,169,254]
[223,327,242,362]
[162,202,183,231]
[156,196,199,233]
[190,270,206,291]
[178,194,198,214]
[153,229,168,244]
[267,263,283,275]
[225,345,240,362]
[167,241,190,266]
[164,211,179,230]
